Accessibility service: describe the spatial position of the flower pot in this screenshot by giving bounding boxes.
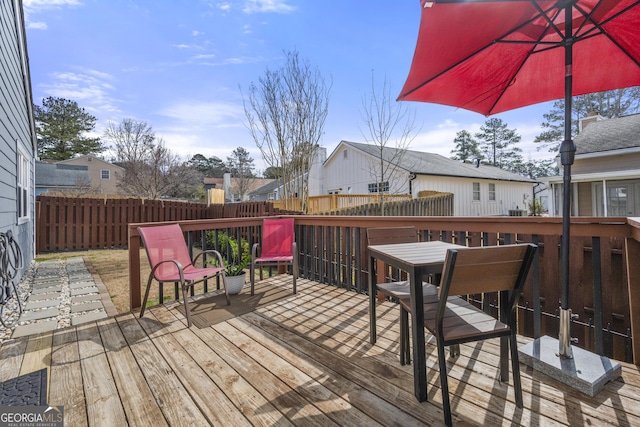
[225,271,246,295]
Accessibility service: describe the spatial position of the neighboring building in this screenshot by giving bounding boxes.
[35,161,90,195]
[250,179,281,201]
[204,174,276,203]
[309,141,536,216]
[57,155,124,195]
[0,0,37,265]
[543,114,640,217]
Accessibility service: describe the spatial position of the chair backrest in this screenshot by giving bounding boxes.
[366,226,419,246]
[439,244,537,298]
[138,224,193,280]
[261,218,295,258]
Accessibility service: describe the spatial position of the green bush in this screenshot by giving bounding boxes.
[205,230,251,276]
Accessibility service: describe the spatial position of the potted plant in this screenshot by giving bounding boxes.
[205,231,251,295]
[223,253,251,295]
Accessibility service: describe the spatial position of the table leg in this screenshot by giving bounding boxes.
[410,267,427,401]
[369,255,376,344]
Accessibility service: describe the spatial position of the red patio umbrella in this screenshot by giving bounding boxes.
[398,0,640,358]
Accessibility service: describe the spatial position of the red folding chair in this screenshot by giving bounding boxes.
[138,223,228,327]
[250,218,297,295]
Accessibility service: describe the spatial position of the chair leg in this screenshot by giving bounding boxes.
[181,282,192,327]
[510,331,523,408]
[400,306,410,365]
[139,276,155,319]
[500,335,509,382]
[292,262,297,294]
[437,339,453,427]
[250,261,256,296]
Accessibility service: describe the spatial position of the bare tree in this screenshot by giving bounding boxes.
[360,73,418,213]
[226,147,256,201]
[243,50,331,212]
[104,118,198,199]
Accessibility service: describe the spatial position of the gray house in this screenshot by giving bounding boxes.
[1,0,37,265]
[544,114,640,217]
[35,161,90,196]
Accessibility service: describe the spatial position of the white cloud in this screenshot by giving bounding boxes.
[172,43,190,49]
[23,0,81,29]
[242,0,296,14]
[158,100,244,127]
[217,2,231,12]
[39,69,120,114]
[27,21,48,30]
[192,30,203,37]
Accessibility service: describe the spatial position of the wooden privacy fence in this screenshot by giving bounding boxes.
[320,193,454,216]
[35,196,300,252]
[307,193,413,214]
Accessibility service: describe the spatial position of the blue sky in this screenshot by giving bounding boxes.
[23,0,555,172]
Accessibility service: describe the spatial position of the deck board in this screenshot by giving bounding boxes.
[2,277,640,426]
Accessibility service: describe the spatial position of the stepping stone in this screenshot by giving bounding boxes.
[71,311,106,326]
[70,281,95,289]
[27,292,60,302]
[19,308,59,322]
[12,320,58,338]
[71,287,99,296]
[71,301,103,313]
[72,294,100,304]
[24,299,59,310]
[31,286,62,295]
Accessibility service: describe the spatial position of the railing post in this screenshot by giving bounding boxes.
[625,236,640,364]
[129,228,142,310]
[592,237,604,355]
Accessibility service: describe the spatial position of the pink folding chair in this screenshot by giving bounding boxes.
[138,223,228,327]
[250,218,297,295]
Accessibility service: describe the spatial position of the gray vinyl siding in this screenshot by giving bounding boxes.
[0,0,36,265]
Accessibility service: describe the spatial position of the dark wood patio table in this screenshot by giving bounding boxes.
[368,240,464,402]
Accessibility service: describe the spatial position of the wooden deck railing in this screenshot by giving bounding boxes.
[129,215,640,364]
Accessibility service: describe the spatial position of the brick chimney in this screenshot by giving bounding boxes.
[579,112,604,132]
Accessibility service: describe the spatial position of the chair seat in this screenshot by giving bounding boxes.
[399,296,509,343]
[254,255,293,263]
[155,265,224,282]
[377,281,437,299]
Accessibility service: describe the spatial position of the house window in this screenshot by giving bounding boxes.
[17,148,29,221]
[368,181,389,193]
[343,150,348,159]
[101,169,110,180]
[472,182,480,201]
[489,183,496,201]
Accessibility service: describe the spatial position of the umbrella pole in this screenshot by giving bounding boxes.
[558,2,576,359]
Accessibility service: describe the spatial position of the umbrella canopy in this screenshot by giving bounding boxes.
[399,0,640,115]
[398,0,640,359]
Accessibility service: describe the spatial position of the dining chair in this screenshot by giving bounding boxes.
[250,218,297,296]
[401,243,537,426]
[138,223,228,327]
[367,226,437,365]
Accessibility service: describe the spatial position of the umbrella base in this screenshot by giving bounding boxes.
[518,335,621,397]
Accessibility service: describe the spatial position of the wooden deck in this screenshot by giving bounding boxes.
[1,277,640,426]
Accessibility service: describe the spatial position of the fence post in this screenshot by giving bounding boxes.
[625,236,640,364]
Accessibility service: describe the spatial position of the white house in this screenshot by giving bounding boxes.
[309,141,536,216]
[0,0,37,265]
[543,113,640,217]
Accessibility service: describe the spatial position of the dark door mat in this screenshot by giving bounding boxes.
[0,368,47,406]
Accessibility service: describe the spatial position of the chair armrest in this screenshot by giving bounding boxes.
[150,259,185,282]
[252,242,260,259]
[193,249,224,268]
